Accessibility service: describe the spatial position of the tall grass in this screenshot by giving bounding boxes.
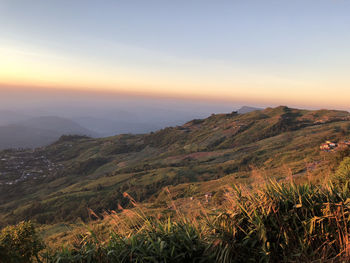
[3,180,350,262]
[42,219,210,263]
[210,181,350,262]
[42,192,211,263]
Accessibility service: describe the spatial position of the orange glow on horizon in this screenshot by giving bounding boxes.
[1,81,349,111]
[1,42,350,111]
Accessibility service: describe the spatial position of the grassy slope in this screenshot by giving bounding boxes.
[0,106,349,226]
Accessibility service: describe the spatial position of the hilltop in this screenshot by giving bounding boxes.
[237,106,262,114]
[0,106,349,226]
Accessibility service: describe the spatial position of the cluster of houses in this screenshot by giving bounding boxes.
[320,140,350,152]
[0,149,63,186]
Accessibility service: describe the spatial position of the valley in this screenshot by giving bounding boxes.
[0,149,63,186]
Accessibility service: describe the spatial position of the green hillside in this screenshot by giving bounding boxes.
[0,106,350,226]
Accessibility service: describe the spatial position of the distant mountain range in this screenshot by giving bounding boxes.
[0,110,30,126]
[0,106,263,149]
[72,116,164,137]
[0,116,96,149]
[237,106,262,114]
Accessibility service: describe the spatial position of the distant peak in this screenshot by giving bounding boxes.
[237,106,263,114]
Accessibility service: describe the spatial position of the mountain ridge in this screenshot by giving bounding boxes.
[0,106,349,225]
[237,106,262,114]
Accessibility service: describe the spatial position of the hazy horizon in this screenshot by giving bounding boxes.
[0,0,349,142]
[1,1,350,110]
[0,85,247,139]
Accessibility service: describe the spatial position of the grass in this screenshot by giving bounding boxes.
[2,108,349,226]
[17,176,348,262]
[210,181,350,262]
[1,107,350,260]
[2,174,350,262]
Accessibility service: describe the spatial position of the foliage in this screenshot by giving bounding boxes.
[1,107,350,262]
[37,180,350,262]
[209,181,350,262]
[3,181,350,262]
[332,157,350,187]
[0,221,44,263]
[43,220,210,263]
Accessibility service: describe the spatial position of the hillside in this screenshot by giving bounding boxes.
[0,106,349,226]
[0,116,97,150]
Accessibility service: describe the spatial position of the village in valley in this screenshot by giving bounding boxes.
[0,149,63,186]
[320,140,350,152]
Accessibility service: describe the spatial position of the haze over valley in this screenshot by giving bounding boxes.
[0,92,259,149]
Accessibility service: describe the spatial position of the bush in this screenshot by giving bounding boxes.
[0,221,44,263]
[332,157,350,187]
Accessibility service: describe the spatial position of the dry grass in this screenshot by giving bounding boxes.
[35,177,350,262]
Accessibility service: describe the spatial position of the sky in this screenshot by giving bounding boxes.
[0,0,350,110]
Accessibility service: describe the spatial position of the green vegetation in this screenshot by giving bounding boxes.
[1,106,349,226]
[0,221,43,263]
[332,157,350,187]
[3,178,350,262]
[210,182,350,262]
[1,106,350,262]
[44,221,210,263]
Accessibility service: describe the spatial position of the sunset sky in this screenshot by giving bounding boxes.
[1,0,350,109]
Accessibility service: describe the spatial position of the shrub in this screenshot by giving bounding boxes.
[0,221,44,263]
[332,157,350,187]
